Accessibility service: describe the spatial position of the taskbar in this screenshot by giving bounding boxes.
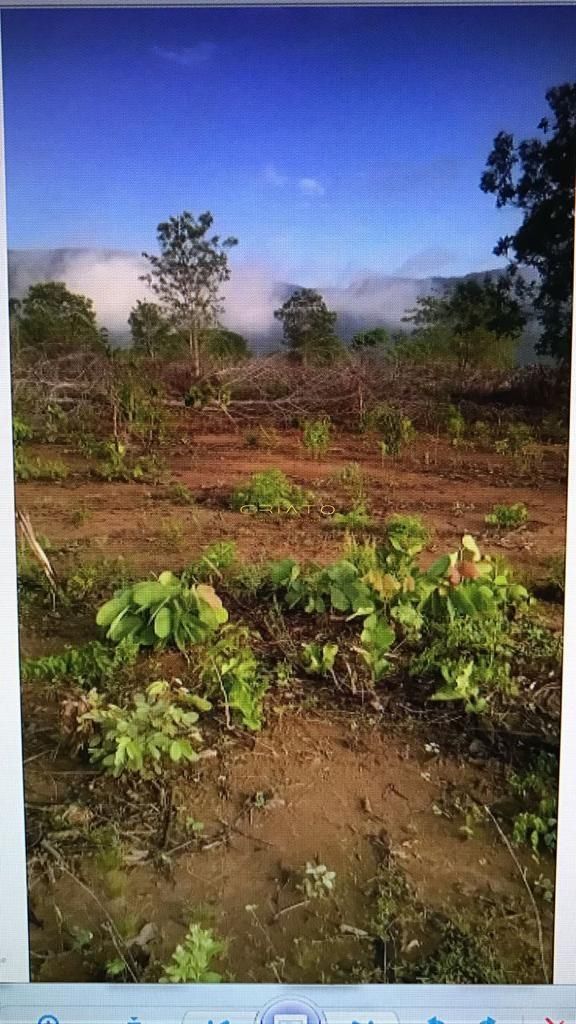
[0,984,576,1024]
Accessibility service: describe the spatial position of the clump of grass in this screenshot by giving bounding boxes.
[15,454,69,482]
[485,502,528,530]
[166,482,195,506]
[230,469,313,513]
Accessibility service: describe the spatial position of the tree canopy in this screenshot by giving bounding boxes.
[14,281,105,357]
[274,288,342,365]
[128,300,186,358]
[480,82,576,363]
[142,210,238,377]
[202,327,250,363]
[350,327,391,351]
[402,277,525,370]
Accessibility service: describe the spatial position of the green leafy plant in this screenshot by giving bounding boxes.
[230,469,312,514]
[362,403,415,456]
[160,922,225,983]
[485,502,528,529]
[96,572,228,651]
[302,417,331,459]
[96,440,164,484]
[184,541,237,583]
[81,680,208,777]
[338,462,366,501]
[444,404,466,445]
[329,502,373,530]
[510,754,558,852]
[357,614,395,682]
[268,557,376,617]
[13,416,33,446]
[15,454,69,482]
[300,641,338,676]
[429,659,488,714]
[197,625,269,730]
[21,637,139,689]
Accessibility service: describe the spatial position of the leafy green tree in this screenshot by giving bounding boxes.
[142,211,238,378]
[128,300,185,358]
[17,281,103,357]
[350,327,390,351]
[480,82,576,362]
[403,277,525,370]
[202,327,250,363]
[274,288,342,365]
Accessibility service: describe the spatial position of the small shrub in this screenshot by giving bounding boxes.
[302,417,331,459]
[495,422,534,456]
[167,482,196,506]
[184,540,237,583]
[444,404,466,445]
[160,923,225,983]
[230,469,312,513]
[64,558,131,603]
[362,403,415,456]
[338,462,366,502]
[81,680,208,777]
[96,441,164,484]
[471,420,492,448]
[485,502,528,530]
[197,625,268,730]
[13,416,33,446]
[510,754,558,853]
[329,502,374,531]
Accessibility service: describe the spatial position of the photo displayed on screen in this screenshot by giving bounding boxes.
[3,4,574,985]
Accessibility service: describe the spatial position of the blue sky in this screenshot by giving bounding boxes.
[2,5,576,284]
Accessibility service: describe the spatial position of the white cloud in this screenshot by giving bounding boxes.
[263,163,289,187]
[298,177,325,197]
[153,42,216,67]
[262,165,325,197]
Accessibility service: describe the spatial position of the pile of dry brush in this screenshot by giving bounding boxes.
[12,349,569,434]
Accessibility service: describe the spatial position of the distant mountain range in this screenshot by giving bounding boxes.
[8,247,541,363]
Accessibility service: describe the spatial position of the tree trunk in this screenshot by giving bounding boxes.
[190,326,201,379]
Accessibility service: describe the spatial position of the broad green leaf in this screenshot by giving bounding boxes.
[96,591,132,627]
[154,606,172,639]
[108,612,142,643]
[330,585,349,611]
[425,555,451,580]
[450,587,478,617]
[132,581,171,608]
